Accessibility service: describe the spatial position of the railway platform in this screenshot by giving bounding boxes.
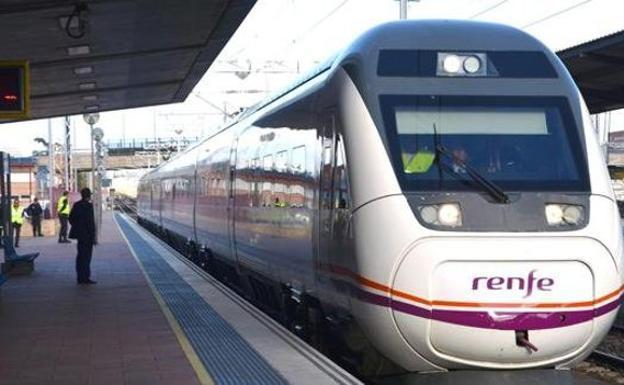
[0,212,359,385]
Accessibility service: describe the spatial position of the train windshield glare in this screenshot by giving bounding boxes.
[381,95,590,192]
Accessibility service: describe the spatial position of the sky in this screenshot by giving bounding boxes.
[3,0,624,156]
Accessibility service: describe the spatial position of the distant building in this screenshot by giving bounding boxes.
[610,131,624,143]
[609,131,624,167]
[10,157,37,202]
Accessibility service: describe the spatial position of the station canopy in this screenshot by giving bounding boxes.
[558,29,624,114]
[0,0,254,121]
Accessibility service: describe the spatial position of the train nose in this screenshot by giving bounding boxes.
[390,237,618,367]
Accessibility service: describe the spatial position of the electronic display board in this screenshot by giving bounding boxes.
[0,61,29,119]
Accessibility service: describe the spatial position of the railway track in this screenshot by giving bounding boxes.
[113,194,138,219]
[590,350,624,370]
[586,324,624,371]
[611,324,624,334]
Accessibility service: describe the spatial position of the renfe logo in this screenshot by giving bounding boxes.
[472,270,554,298]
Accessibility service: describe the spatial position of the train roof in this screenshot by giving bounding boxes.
[237,20,549,121]
[140,20,557,182]
[342,19,548,52]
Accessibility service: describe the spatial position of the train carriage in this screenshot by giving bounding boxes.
[137,20,624,376]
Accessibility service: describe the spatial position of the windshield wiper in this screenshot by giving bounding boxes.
[436,144,510,204]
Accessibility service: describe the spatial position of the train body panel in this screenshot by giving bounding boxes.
[195,130,234,261]
[137,20,624,375]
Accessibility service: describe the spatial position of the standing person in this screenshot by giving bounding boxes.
[26,197,44,237]
[57,190,71,243]
[11,199,24,248]
[68,188,97,285]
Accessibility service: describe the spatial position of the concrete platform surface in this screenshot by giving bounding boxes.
[0,212,201,385]
[115,213,362,385]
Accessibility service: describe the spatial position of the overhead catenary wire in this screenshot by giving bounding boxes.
[284,0,350,46]
[522,0,593,28]
[469,0,509,19]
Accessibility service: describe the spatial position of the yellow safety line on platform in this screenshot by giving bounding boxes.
[113,214,215,385]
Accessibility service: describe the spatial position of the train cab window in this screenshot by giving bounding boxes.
[380,95,589,192]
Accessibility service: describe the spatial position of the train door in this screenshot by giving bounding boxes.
[228,137,239,262]
[318,112,337,272]
[318,111,352,310]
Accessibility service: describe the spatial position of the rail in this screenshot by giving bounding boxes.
[587,324,624,370]
[590,350,624,370]
[113,194,137,219]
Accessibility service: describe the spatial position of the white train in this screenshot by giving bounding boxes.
[137,20,624,376]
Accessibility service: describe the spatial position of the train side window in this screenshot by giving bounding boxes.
[262,155,273,205]
[263,154,273,170]
[276,150,288,172]
[291,145,306,174]
[323,144,332,166]
[332,133,351,240]
[252,181,260,207]
[334,134,350,210]
[200,177,207,196]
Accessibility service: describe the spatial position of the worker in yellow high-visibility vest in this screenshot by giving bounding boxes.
[57,190,71,243]
[11,198,25,248]
[402,150,435,174]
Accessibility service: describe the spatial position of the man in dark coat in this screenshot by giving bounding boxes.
[68,188,97,284]
[26,197,44,237]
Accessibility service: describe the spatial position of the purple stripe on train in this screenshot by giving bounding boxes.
[358,289,623,330]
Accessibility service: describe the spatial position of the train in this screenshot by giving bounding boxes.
[137,20,624,376]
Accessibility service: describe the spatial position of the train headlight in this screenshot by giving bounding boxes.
[419,203,462,227]
[463,56,481,74]
[420,206,438,224]
[563,205,584,225]
[442,55,462,74]
[437,52,488,76]
[545,204,584,226]
[545,204,564,225]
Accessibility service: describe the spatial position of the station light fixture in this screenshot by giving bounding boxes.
[79,82,96,90]
[82,94,98,101]
[73,66,93,75]
[67,45,90,56]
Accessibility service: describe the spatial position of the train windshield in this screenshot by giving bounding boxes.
[380,95,590,192]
